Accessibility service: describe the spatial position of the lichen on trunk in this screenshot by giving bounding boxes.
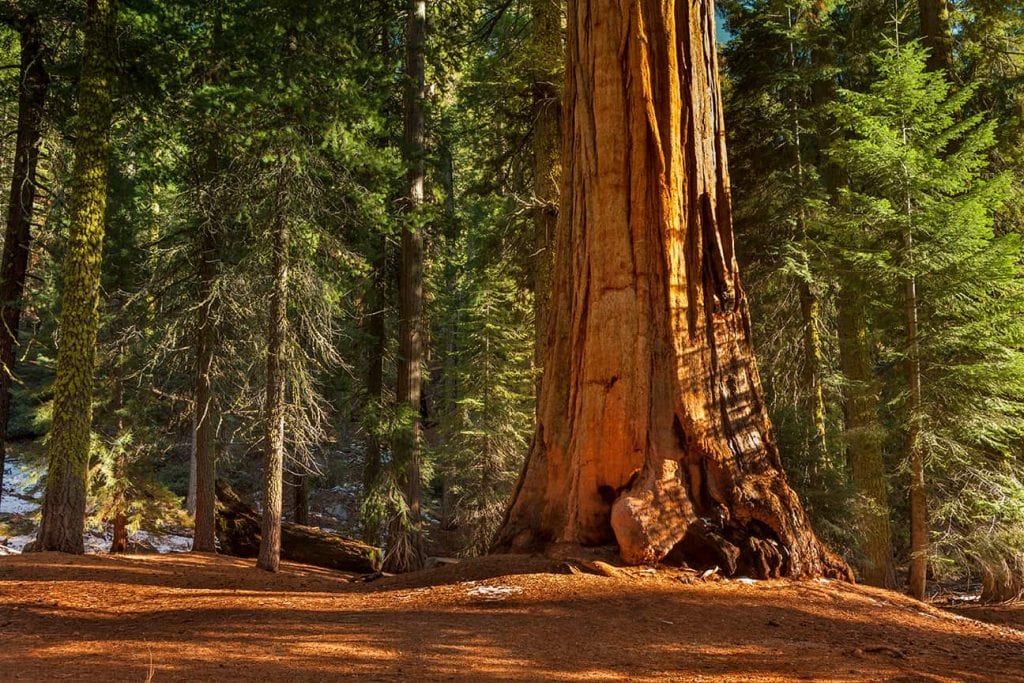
[494,0,848,580]
[33,0,116,554]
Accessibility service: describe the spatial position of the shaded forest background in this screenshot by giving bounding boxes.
[0,0,1022,600]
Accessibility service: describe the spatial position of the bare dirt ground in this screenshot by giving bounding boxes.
[0,552,1021,682]
[948,600,1024,632]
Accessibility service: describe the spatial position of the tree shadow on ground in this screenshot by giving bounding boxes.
[0,553,1021,681]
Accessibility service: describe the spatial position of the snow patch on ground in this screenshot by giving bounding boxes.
[466,584,524,600]
[0,534,35,553]
[1,459,40,515]
[0,458,193,555]
[134,530,192,553]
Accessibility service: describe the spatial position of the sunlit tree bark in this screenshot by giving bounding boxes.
[495,0,848,579]
[34,0,117,553]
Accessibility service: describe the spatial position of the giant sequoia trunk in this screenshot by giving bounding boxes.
[495,0,848,580]
[33,0,116,554]
[0,16,48,503]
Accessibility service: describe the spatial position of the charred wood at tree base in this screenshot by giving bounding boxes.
[659,521,789,579]
[598,468,641,506]
[672,415,689,452]
[666,521,741,575]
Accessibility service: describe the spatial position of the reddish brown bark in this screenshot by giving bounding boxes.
[109,513,128,553]
[385,0,427,573]
[917,0,954,79]
[495,0,848,580]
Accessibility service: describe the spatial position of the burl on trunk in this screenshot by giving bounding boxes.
[494,0,849,580]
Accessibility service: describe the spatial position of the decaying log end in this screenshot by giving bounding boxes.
[214,479,382,574]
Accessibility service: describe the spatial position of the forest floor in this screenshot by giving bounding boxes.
[0,552,1021,682]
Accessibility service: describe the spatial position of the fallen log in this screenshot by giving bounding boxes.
[215,480,381,574]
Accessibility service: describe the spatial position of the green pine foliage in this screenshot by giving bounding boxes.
[828,40,1024,588]
[1,0,1023,599]
[435,259,533,555]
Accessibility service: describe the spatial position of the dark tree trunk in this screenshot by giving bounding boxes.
[361,239,386,544]
[191,0,223,555]
[917,0,954,79]
[291,471,309,526]
[494,0,849,580]
[837,286,896,588]
[192,217,219,552]
[109,512,128,553]
[529,0,562,380]
[361,1,392,545]
[0,15,48,501]
[34,0,117,554]
[909,0,951,603]
[386,0,427,573]
[904,225,927,600]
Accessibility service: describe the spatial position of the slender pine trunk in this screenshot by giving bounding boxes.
[786,8,827,472]
[361,0,392,545]
[186,413,197,516]
[385,0,427,573]
[192,221,218,552]
[110,512,127,553]
[191,3,223,553]
[361,239,386,543]
[257,173,290,572]
[904,224,927,600]
[0,15,48,501]
[837,286,896,588]
[529,0,561,381]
